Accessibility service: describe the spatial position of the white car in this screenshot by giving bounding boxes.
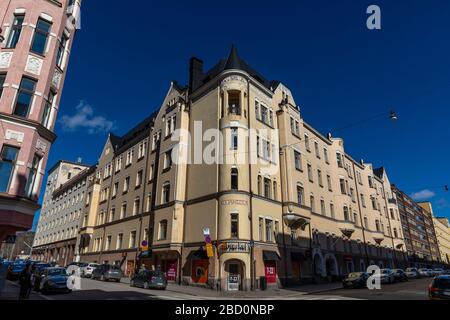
[418,268,431,277]
[82,263,100,278]
[405,268,420,279]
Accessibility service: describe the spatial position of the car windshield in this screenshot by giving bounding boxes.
[348,272,364,278]
[48,269,66,276]
[433,278,450,289]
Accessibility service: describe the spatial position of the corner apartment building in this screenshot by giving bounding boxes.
[31,160,92,266]
[392,185,441,266]
[78,47,407,291]
[418,202,450,265]
[0,0,82,242]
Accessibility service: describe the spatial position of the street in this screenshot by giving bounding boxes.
[316,278,431,300]
[1,277,432,301]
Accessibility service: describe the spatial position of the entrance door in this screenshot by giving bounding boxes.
[228,263,241,291]
[164,259,178,281]
[292,262,301,281]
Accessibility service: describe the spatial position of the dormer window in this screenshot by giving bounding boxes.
[228,91,241,115]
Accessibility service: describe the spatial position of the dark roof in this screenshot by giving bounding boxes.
[110,111,158,154]
[373,167,385,179]
[196,46,273,91]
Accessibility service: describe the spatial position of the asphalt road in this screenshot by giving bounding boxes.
[316,277,432,300]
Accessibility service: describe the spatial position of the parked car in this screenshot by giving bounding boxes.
[418,268,431,277]
[32,263,53,291]
[443,269,450,275]
[81,263,100,278]
[92,264,123,282]
[392,269,408,282]
[431,268,445,276]
[342,272,369,289]
[130,270,167,290]
[39,267,71,294]
[405,268,420,279]
[375,269,396,284]
[67,262,88,269]
[429,275,450,300]
[6,262,26,281]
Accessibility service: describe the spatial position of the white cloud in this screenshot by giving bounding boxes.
[410,189,436,201]
[59,101,115,134]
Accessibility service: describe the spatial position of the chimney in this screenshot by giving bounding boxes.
[189,57,204,94]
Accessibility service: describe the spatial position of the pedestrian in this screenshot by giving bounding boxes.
[18,263,32,300]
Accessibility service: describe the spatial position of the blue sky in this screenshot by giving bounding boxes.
[32,0,450,228]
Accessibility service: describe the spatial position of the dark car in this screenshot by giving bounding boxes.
[92,264,123,282]
[429,275,450,300]
[39,267,71,294]
[32,263,53,291]
[6,262,26,281]
[130,270,167,290]
[342,272,369,289]
[392,269,408,282]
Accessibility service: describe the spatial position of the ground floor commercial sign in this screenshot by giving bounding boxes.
[228,274,240,291]
[218,241,251,254]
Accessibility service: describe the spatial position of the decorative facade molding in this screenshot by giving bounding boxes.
[25,55,44,75]
[0,52,13,69]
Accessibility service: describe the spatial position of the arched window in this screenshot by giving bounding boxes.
[228,90,241,115]
[231,168,238,190]
[159,220,168,240]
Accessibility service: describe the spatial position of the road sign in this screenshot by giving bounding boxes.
[205,235,212,244]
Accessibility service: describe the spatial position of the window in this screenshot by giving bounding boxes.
[324,148,329,164]
[115,156,122,172]
[340,179,346,195]
[159,220,168,240]
[41,90,55,127]
[129,231,137,248]
[297,185,304,205]
[320,199,326,215]
[136,170,143,187]
[310,195,315,212]
[109,207,115,222]
[0,146,19,192]
[56,35,68,68]
[105,236,112,251]
[304,135,310,152]
[112,182,118,198]
[314,142,320,158]
[330,203,335,219]
[327,175,332,191]
[368,176,374,188]
[231,213,239,238]
[350,188,355,202]
[364,217,369,229]
[120,203,127,219]
[272,181,277,201]
[231,168,238,190]
[0,74,6,99]
[393,228,398,238]
[228,91,241,115]
[294,150,302,171]
[146,193,152,212]
[259,218,264,241]
[163,151,172,169]
[165,115,177,136]
[133,197,140,216]
[116,234,123,250]
[336,153,344,168]
[152,131,161,151]
[375,220,381,232]
[162,182,170,203]
[25,154,41,198]
[138,140,147,159]
[265,219,273,242]
[371,197,377,210]
[307,164,313,182]
[230,127,238,150]
[318,170,323,187]
[14,77,37,118]
[123,177,130,193]
[343,206,350,221]
[31,18,52,55]
[264,178,271,198]
[260,104,269,124]
[126,149,134,166]
[5,15,24,49]
[360,194,366,207]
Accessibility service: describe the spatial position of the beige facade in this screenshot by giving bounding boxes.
[78,47,408,290]
[419,202,450,264]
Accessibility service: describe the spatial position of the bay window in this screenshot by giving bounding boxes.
[0,145,19,192]
[31,18,52,55]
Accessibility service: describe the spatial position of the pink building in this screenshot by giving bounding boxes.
[0,0,81,242]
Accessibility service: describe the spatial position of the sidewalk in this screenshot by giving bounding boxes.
[121,277,342,298]
[0,280,44,301]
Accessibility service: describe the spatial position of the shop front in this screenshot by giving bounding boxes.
[152,249,181,283]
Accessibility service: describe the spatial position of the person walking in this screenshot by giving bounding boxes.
[18,263,32,300]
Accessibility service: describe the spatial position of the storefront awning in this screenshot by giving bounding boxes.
[291,252,306,261]
[263,251,281,261]
[186,248,209,260]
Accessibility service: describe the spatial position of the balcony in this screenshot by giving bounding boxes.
[339,222,356,239]
[283,213,310,231]
[372,231,385,245]
[388,198,397,205]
